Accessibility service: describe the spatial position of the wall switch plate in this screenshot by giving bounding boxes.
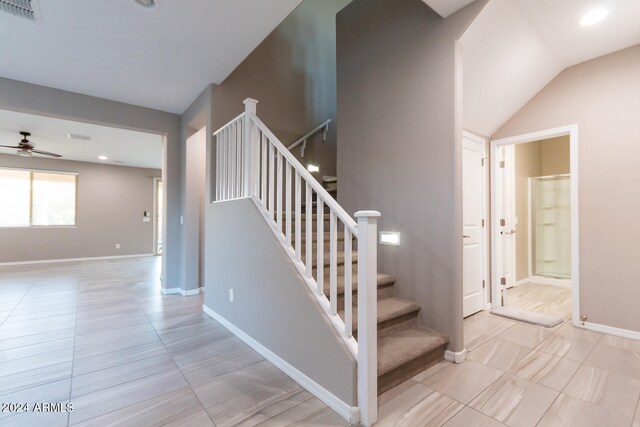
[229,289,234,303]
[180,216,184,225]
[115,244,120,249]
[143,217,151,222]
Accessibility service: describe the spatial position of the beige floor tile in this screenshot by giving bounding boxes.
[71,387,204,427]
[443,406,507,427]
[584,339,640,380]
[411,360,449,382]
[464,312,516,337]
[564,364,640,418]
[206,377,309,427]
[378,379,419,406]
[291,406,349,426]
[538,393,632,427]
[422,360,503,404]
[254,396,327,426]
[536,331,600,362]
[509,350,580,391]
[377,383,463,427]
[464,328,492,351]
[467,338,532,370]
[498,322,553,348]
[469,374,558,427]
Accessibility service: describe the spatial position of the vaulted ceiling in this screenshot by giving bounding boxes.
[461,0,640,136]
[0,0,302,114]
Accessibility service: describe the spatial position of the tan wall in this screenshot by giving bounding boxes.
[494,44,640,332]
[514,136,569,281]
[337,0,488,351]
[0,154,161,263]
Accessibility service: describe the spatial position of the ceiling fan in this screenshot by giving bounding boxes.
[0,131,62,158]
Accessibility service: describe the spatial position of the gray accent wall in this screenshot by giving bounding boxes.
[0,77,182,287]
[204,198,357,405]
[336,0,488,351]
[210,0,351,179]
[494,44,640,332]
[0,154,161,262]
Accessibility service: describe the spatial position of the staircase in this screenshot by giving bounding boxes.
[213,99,449,425]
[313,178,449,394]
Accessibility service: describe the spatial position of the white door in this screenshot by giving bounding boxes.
[495,145,516,304]
[463,135,486,317]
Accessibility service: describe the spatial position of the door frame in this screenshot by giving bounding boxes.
[463,131,490,313]
[490,125,580,326]
[153,177,162,256]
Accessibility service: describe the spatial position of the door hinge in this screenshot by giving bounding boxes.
[482,219,485,227]
[481,158,485,167]
[482,280,486,289]
[500,218,506,226]
[500,277,506,285]
[499,160,505,168]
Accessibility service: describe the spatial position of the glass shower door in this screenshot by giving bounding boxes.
[532,175,571,279]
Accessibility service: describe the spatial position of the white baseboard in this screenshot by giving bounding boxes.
[580,321,640,341]
[445,348,467,364]
[517,276,571,288]
[0,253,155,266]
[202,305,360,424]
[162,287,202,296]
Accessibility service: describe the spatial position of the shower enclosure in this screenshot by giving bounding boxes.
[532,175,571,280]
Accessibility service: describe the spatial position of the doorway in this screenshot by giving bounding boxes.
[491,126,579,326]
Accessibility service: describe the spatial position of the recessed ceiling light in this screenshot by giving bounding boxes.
[98,155,108,161]
[134,0,158,9]
[580,8,608,26]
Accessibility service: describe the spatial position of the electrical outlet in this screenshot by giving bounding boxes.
[180,216,184,225]
[115,244,120,249]
[229,289,234,303]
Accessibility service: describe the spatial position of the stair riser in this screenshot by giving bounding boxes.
[377,347,446,395]
[351,311,418,341]
[335,283,394,308]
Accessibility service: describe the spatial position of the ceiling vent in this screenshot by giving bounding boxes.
[0,0,39,21]
[67,133,92,141]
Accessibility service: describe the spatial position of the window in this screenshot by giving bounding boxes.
[0,168,77,227]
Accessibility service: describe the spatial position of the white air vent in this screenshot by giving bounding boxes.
[0,0,39,21]
[67,133,92,141]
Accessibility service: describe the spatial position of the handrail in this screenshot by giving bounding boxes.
[249,113,357,236]
[213,112,245,136]
[287,119,331,157]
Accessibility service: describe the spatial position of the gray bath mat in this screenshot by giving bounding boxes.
[491,306,563,328]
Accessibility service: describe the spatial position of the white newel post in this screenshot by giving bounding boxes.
[355,210,380,426]
[243,98,259,197]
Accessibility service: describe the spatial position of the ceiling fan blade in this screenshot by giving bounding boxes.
[31,149,63,158]
[0,145,21,149]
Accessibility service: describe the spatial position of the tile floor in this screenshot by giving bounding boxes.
[3,260,640,427]
[0,257,346,426]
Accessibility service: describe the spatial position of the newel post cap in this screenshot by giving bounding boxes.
[243,98,258,113]
[354,210,381,218]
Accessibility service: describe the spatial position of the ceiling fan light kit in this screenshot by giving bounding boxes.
[0,131,63,158]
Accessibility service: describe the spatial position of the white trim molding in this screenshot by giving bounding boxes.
[203,305,360,424]
[161,287,202,296]
[444,348,467,364]
[580,322,640,341]
[0,253,155,266]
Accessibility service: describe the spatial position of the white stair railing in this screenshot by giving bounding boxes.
[213,99,379,426]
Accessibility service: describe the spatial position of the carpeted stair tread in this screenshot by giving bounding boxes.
[377,325,448,377]
[311,251,357,267]
[338,297,420,331]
